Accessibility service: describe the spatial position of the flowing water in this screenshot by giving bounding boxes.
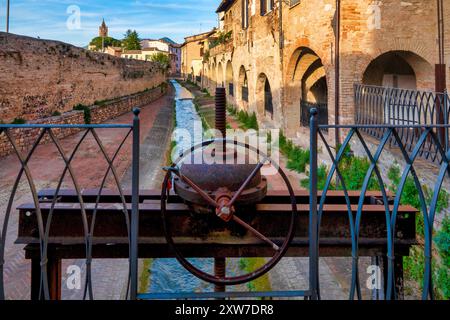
[147,80,243,294]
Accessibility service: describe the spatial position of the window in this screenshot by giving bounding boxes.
[260,0,274,16]
[242,0,249,29]
[290,0,300,6]
[200,47,204,57]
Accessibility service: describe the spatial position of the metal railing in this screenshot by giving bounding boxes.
[0,109,141,300]
[1,105,449,300]
[355,84,450,162]
[242,86,249,102]
[301,100,328,127]
[229,83,234,97]
[310,108,450,300]
[265,92,274,117]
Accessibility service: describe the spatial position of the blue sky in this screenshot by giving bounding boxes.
[0,0,219,47]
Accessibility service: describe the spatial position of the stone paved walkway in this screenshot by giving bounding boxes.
[0,87,175,300]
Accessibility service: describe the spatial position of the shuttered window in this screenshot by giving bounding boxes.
[260,0,274,16]
[242,0,249,29]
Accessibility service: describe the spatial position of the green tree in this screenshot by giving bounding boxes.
[89,36,121,51]
[150,52,171,72]
[122,30,141,50]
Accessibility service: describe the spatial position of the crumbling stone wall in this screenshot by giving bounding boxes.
[0,32,165,123]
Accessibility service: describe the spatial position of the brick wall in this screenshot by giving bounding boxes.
[203,0,448,139]
[0,32,165,123]
[0,85,167,157]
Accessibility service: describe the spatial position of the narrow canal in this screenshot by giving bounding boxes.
[147,80,244,294]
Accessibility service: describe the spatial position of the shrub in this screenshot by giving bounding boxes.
[301,164,329,190]
[73,104,92,124]
[11,118,26,124]
[279,131,309,174]
[287,147,310,173]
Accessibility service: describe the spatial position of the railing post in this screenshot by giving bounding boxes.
[130,108,140,300]
[444,90,449,151]
[309,108,319,300]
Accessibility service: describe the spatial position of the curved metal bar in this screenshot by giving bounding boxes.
[2,128,50,300]
[420,130,450,300]
[317,129,358,300]
[88,128,133,300]
[45,129,92,299]
[390,128,433,300]
[228,161,266,208]
[354,129,394,300]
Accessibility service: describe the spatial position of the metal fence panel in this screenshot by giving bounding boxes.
[355,84,450,162]
[311,107,450,300]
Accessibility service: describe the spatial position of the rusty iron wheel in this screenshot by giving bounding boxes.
[160,139,297,286]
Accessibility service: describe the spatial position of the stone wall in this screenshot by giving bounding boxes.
[0,84,167,157]
[0,32,165,123]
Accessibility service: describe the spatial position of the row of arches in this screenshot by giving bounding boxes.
[203,46,434,133]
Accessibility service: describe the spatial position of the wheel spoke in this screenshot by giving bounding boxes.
[228,161,265,207]
[232,215,280,251]
[166,167,218,207]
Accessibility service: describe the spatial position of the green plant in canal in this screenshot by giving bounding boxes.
[238,258,271,294]
[139,259,153,293]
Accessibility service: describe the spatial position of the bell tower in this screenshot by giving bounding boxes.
[99,19,108,38]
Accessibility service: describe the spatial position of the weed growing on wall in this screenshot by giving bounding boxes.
[73,104,91,124]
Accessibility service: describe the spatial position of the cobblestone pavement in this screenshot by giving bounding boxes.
[0,89,175,300]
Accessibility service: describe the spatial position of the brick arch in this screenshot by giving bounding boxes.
[225,60,234,102]
[204,65,210,88]
[210,62,216,89]
[304,67,326,98]
[256,73,271,117]
[284,46,329,136]
[361,50,435,90]
[371,39,436,69]
[217,62,224,87]
[237,65,249,110]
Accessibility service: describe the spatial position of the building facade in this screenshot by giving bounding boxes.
[140,38,181,74]
[200,0,449,139]
[181,30,216,81]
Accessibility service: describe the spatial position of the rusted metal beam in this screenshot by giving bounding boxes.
[17,201,417,255]
[37,188,393,205]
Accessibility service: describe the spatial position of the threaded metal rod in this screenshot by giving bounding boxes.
[215,87,226,140]
[214,257,226,293]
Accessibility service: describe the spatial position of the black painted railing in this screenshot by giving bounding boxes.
[242,86,249,102]
[229,83,234,97]
[301,100,328,127]
[355,84,450,162]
